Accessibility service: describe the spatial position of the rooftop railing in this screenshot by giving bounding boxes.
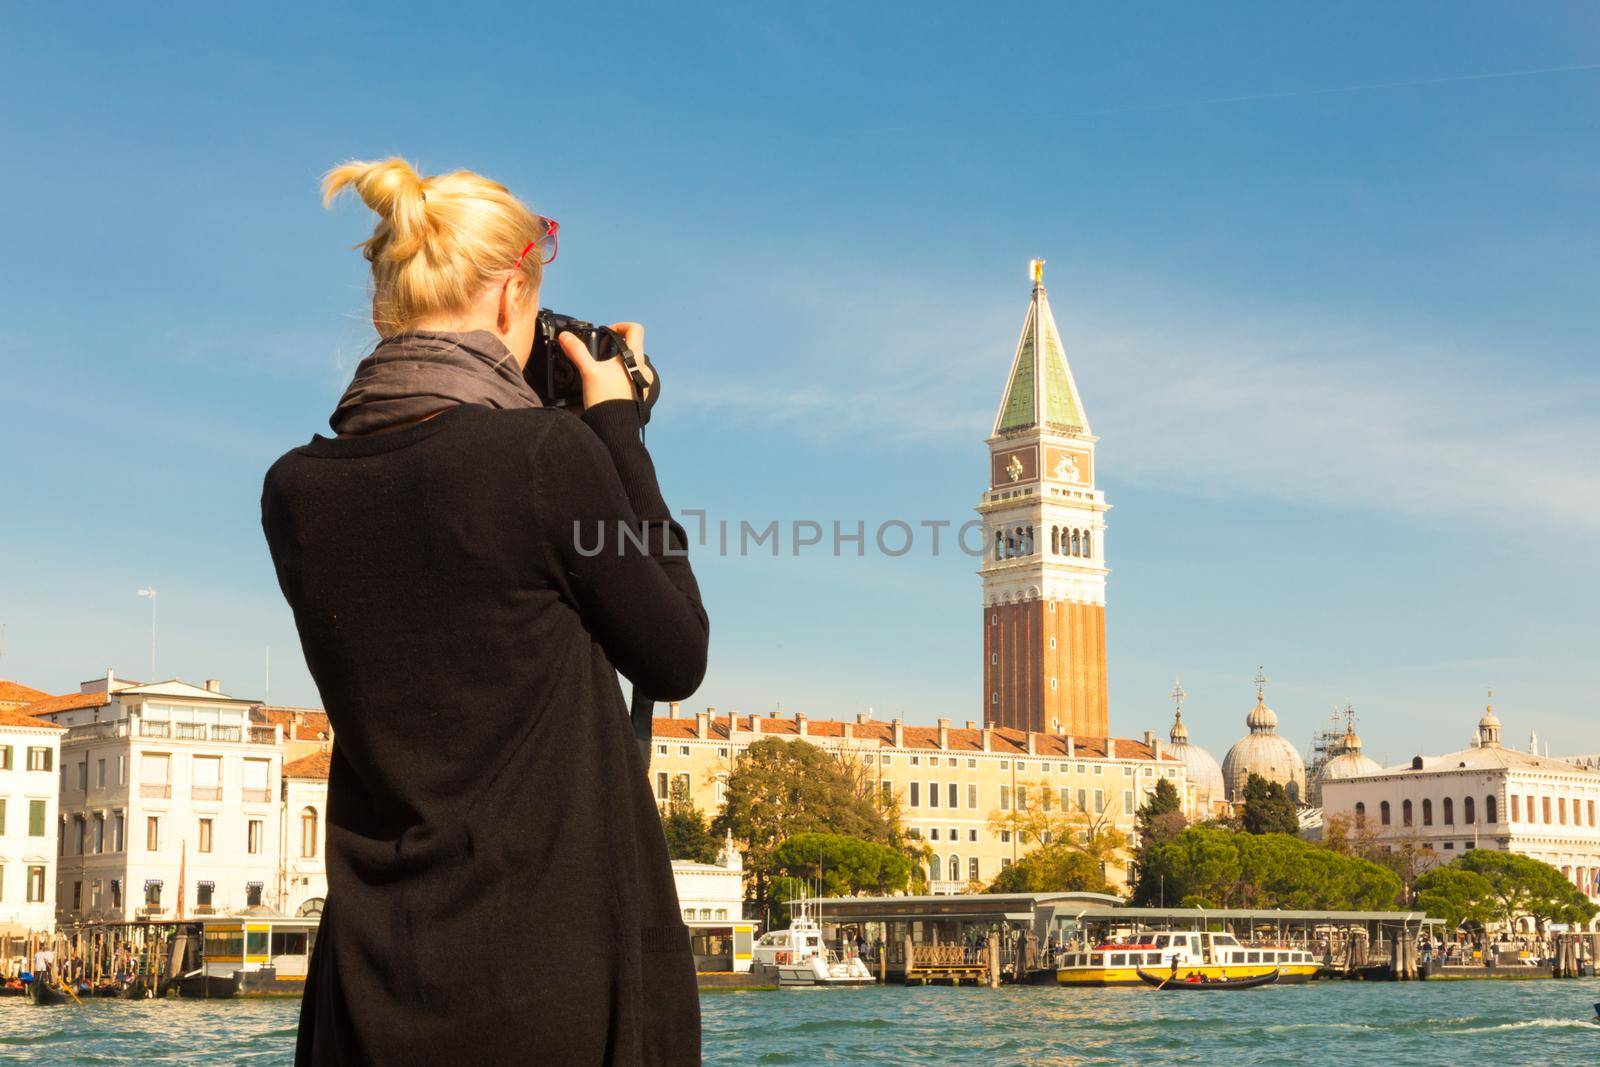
[63,716,283,747]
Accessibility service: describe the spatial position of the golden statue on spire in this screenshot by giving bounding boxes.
[1030,258,1046,286]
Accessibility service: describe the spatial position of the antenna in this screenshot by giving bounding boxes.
[136,588,157,678]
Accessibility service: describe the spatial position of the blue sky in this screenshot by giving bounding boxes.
[2,3,1596,764]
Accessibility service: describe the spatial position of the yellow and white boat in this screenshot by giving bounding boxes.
[1056,930,1320,986]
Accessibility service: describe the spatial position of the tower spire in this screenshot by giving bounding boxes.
[992,261,1090,437]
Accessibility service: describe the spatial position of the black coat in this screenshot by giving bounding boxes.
[261,400,708,1065]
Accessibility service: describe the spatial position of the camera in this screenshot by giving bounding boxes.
[525,308,653,413]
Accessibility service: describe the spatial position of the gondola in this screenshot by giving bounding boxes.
[1136,967,1280,990]
[24,979,68,1005]
[118,977,155,1000]
[175,971,240,999]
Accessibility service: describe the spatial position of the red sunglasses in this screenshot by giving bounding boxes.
[512,216,560,271]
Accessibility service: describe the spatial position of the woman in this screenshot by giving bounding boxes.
[261,158,708,1064]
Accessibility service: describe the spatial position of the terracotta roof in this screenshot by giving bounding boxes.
[650,714,1173,761]
[283,750,332,779]
[253,706,333,741]
[0,680,53,706]
[0,706,67,731]
[16,691,112,716]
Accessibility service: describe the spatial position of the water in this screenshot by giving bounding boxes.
[3,981,1598,1064]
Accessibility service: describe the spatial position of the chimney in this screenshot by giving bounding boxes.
[204,679,222,694]
[981,727,993,754]
[965,721,976,730]
[1143,730,1155,749]
[669,701,682,720]
[843,722,854,740]
[696,710,710,739]
[796,713,809,737]
[1154,739,1164,760]
[937,718,950,750]
[750,715,762,735]
[1026,732,1037,756]
[856,712,870,724]
[1066,736,1076,758]
[892,719,904,748]
[1107,738,1116,759]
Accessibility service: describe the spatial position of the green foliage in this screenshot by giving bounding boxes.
[769,832,916,901]
[1454,849,1600,930]
[660,777,721,863]
[1239,773,1299,836]
[1415,866,1496,931]
[1136,778,1185,840]
[712,737,901,904]
[1134,825,1401,910]
[986,845,1113,895]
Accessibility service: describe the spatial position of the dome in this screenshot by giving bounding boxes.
[1166,709,1225,811]
[1221,683,1306,803]
[1320,749,1382,781]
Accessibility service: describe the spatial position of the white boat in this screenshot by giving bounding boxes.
[752,913,874,987]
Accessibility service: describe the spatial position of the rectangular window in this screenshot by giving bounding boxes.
[968,857,979,882]
[1558,798,1567,824]
[679,745,690,757]
[911,755,920,766]
[967,783,977,809]
[246,883,264,907]
[111,879,122,909]
[881,781,893,805]
[192,756,222,801]
[967,759,976,769]
[1000,785,1010,811]
[90,879,102,908]
[198,818,213,853]
[72,881,82,910]
[0,798,5,835]
[1077,788,1088,812]
[27,866,45,903]
[113,811,125,852]
[146,816,160,851]
[27,747,52,772]
[96,758,106,788]
[1094,789,1105,813]
[1543,797,1552,823]
[118,754,127,784]
[1590,800,1596,826]
[247,819,264,855]
[656,744,667,756]
[28,799,46,837]
[243,758,271,803]
[93,812,105,853]
[197,881,214,907]
[0,744,10,770]
[145,881,162,907]
[1511,794,1520,821]
[73,814,86,854]
[910,782,921,807]
[655,772,668,800]
[1017,786,1029,811]
[1124,790,1135,815]
[968,828,977,842]
[948,783,958,808]
[928,782,939,808]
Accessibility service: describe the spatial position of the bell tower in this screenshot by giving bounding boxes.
[978,260,1109,737]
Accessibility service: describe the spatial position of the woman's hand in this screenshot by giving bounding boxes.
[558,322,656,411]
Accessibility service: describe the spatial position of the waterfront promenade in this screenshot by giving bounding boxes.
[3,980,1598,1064]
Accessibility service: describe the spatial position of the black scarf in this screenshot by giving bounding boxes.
[330,330,542,436]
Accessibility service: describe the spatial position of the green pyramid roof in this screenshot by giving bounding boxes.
[994,271,1089,436]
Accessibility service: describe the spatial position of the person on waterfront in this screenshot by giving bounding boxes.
[262,157,708,1065]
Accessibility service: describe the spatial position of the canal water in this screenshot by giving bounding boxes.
[2,980,1598,1063]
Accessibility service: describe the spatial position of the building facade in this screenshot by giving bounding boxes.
[27,672,285,923]
[0,706,64,934]
[979,260,1110,737]
[279,750,329,918]
[1322,705,1600,921]
[650,705,1187,893]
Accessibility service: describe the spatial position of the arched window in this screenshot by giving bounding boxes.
[1485,795,1498,824]
[1354,802,1366,827]
[300,807,318,859]
[1402,799,1413,827]
[1380,800,1391,826]
[1464,796,1475,824]
[1083,530,1092,558]
[1051,527,1059,554]
[1071,530,1081,557]
[948,855,961,882]
[994,531,1003,561]
[296,897,324,918]
[1443,797,1453,825]
[1422,799,1433,826]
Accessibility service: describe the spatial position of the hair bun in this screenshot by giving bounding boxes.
[322,157,432,261]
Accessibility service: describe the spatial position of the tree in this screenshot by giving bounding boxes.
[1239,774,1299,836]
[660,777,720,864]
[986,778,1129,878]
[1416,866,1496,932]
[712,737,905,908]
[1128,777,1187,904]
[987,846,1113,895]
[1456,850,1600,931]
[1133,825,1400,911]
[768,832,916,903]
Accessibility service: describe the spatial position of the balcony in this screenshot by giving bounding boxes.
[138,720,171,738]
[63,717,283,747]
[139,783,172,799]
[135,905,165,918]
[191,787,223,801]
[242,787,271,804]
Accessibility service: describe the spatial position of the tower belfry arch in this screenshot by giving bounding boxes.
[978,261,1110,736]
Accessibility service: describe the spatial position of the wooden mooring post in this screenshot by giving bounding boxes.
[986,933,1000,989]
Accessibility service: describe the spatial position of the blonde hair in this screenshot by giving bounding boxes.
[322,157,545,337]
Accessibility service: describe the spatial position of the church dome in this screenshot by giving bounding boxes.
[1319,725,1381,782]
[1221,680,1307,804]
[1166,709,1225,812]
